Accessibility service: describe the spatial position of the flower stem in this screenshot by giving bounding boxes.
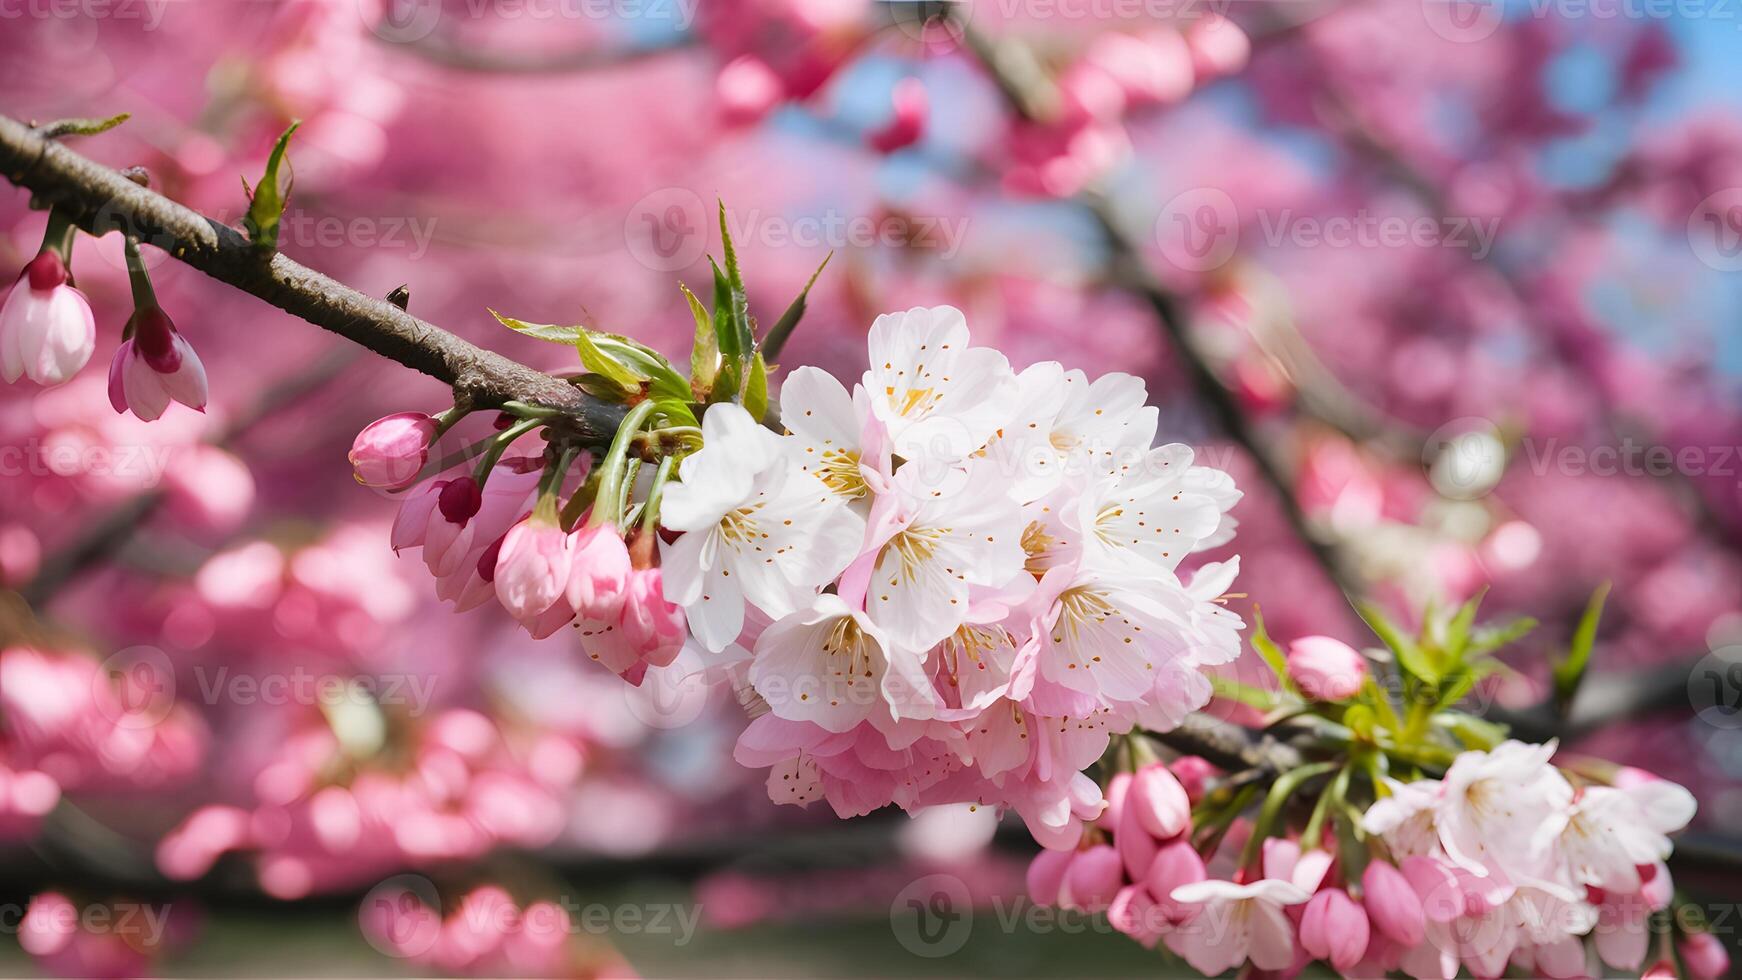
[123,236,158,311]
[588,400,658,528]
[41,208,77,265]
[474,417,543,486]
[640,454,677,532]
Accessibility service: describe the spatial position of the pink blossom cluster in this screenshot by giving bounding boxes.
[0,645,207,841]
[358,884,602,978]
[1063,741,1718,979]
[647,305,1246,844]
[156,708,580,899]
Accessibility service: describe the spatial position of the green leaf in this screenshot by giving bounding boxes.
[1439,710,1509,750]
[490,309,589,344]
[682,282,717,397]
[744,353,770,421]
[1249,606,1290,688]
[762,251,833,361]
[1468,617,1539,656]
[1443,589,1487,663]
[574,329,648,393]
[244,121,300,250]
[650,398,699,429]
[1210,675,1277,711]
[1360,601,1440,685]
[38,112,131,139]
[590,334,689,403]
[1553,581,1611,715]
[717,200,750,351]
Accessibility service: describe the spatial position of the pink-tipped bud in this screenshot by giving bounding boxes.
[438,477,482,525]
[1362,860,1426,946]
[1062,844,1123,912]
[620,567,684,667]
[350,412,438,490]
[1286,635,1367,701]
[717,55,783,126]
[1680,932,1731,980]
[1144,840,1205,923]
[3,251,95,387]
[567,523,632,621]
[1169,756,1216,802]
[867,77,927,154]
[1129,763,1191,840]
[107,312,207,421]
[1183,13,1250,81]
[476,534,507,583]
[1026,847,1074,907]
[493,518,573,622]
[1301,888,1370,971]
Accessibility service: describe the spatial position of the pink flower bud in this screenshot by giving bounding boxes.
[1286,635,1367,701]
[866,77,927,154]
[1169,756,1215,802]
[1183,13,1250,81]
[1062,844,1123,911]
[493,518,572,622]
[2,251,96,387]
[1362,860,1425,946]
[350,412,439,489]
[1300,888,1370,971]
[717,55,783,125]
[1144,840,1205,923]
[1129,763,1191,840]
[438,477,482,525]
[1116,782,1157,880]
[107,307,207,421]
[1680,932,1730,980]
[1026,847,1073,906]
[567,524,632,621]
[620,568,684,668]
[1100,771,1132,831]
[1107,885,1164,948]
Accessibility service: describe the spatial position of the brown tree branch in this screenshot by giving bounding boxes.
[0,113,625,443]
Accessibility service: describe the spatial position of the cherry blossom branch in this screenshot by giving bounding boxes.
[0,113,626,442]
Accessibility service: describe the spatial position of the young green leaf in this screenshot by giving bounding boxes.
[744,352,770,421]
[1249,606,1290,688]
[1359,601,1440,685]
[1467,617,1539,656]
[490,310,587,344]
[574,330,649,393]
[589,334,690,403]
[762,251,833,361]
[243,121,300,251]
[1443,588,1487,662]
[681,282,718,397]
[1552,581,1611,715]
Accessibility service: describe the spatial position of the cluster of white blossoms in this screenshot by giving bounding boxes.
[658,306,1243,845]
[1357,740,1698,978]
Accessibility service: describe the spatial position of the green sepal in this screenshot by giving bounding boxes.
[243,121,300,251]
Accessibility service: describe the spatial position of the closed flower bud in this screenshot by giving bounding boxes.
[493,517,572,622]
[1680,932,1730,980]
[1300,887,1370,971]
[1144,840,1205,924]
[438,477,483,525]
[350,412,438,489]
[1062,844,1123,912]
[1362,860,1425,946]
[1129,763,1191,840]
[567,523,632,621]
[2,251,96,387]
[1287,635,1367,701]
[1026,847,1074,907]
